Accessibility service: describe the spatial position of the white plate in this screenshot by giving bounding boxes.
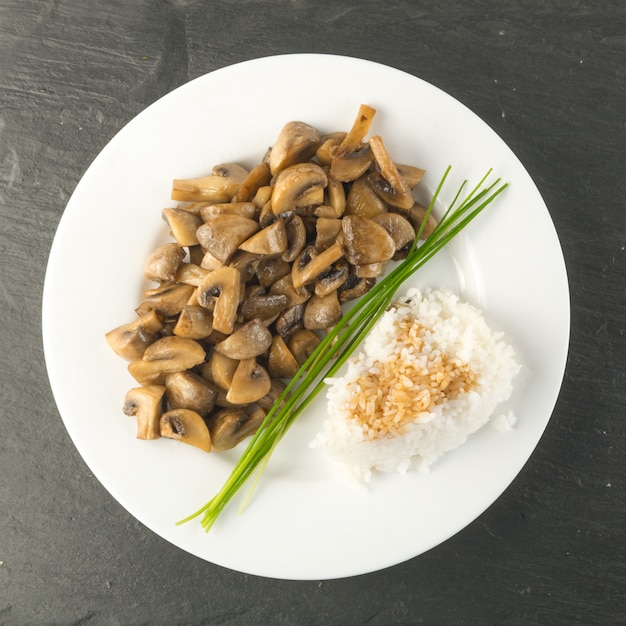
[43,54,569,580]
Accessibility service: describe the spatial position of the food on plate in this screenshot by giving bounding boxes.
[312,288,521,482]
[106,104,437,452]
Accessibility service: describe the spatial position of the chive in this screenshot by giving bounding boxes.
[177,167,508,531]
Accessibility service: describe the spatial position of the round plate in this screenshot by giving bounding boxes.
[43,54,569,580]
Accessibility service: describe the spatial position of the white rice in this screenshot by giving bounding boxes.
[311,287,521,483]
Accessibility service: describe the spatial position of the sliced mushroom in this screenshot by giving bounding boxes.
[171,163,248,203]
[162,208,202,247]
[240,286,289,322]
[354,262,388,278]
[282,214,307,263]
[314,259,349,297]
[338,104,377,152]
[270,162,328,215]
[165,371,218,416]
[172,305,213,339]
[196,214,260,264]
[202,351,239,391]
[199,202,258,221]
[274,303,306,341]
[372,212,416,250]
[368,135,414,209]
[196,266,242,334]
[128,336,206,385]
[256,379,288,412]
[199,249,224,271]
[303,291,342,330]
[269,273,311,307]
[105,310,163,361]
[267,334,300,378]
[239,218,288,255]
[292,242,345,288]
[227,250,261,284]
[207,407,264,452]
[160,408,211,452]
[287,329,322,366]
[135,283,195,318]
[251,185,273,211]
[174,263,210,286]
[233,162,272,202]
[341,215,396,265]
[325,174,346,217]
[314,217,342,252]
[214,319,273,360]
[255,256,291,288]
[225,358,272,404]
[315,132,346,166]
[329,143,373,183]
[401,202,438,240]
[396,164,425,188]
[144,243,186,282]
[345,175,387,218]
[269,121,321,175]
[123,385,166,440]
[338,274,375,304]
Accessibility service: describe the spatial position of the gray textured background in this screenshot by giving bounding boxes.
[1,1,625,624]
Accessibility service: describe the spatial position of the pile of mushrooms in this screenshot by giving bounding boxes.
[105,104,435,454]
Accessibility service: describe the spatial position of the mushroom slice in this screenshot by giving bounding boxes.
[256,379,288,412]
[144,243,186,282]
[106,310,163,361]
[199,249,224,271]
[233,162,272,202]
[128,336,206,385]
[396,164,425,188]
[269,274,311,307]
[225,358,272,404]
[208,407,264,452]
[338,274,376,304]
[368,135,414,209]
[123,385,166,440]
[314,259,349,297]
[251,185,273,211]
[338,104,377,152]
[329,144,373,183]
[282,214,307,263]
[269,121,321,175]
[372,212,416,250]
[271,162,328,216]
[255,256,291,288]
[199,202,258,221]
[135,283,195,318]
[287,329,322,366]
[354,262,388,278]
[292,242,345,288]
[275,303,306,341]
[304,291,343,330]
[162,208,202,247]
[314,217,342,252]
[401,202,438,240]
[197,266,242,335]
[268,334,299,379]
[165,371,217,416]
[160,408,211,452]
[345,175,387,218]
[202,351,239,391]
[227,250,261,284]
[214,319,273,360]
[341,215,396,265]
[239,219,288,255]
[240,288,289,322]
[196,215,260,264]
[171,163,248,203]
[174,263,210,286]
[173,305,213,339]
[315,132,346,166]
[325,174,346,217]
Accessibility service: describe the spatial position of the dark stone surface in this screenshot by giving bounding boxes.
[1,1,624,624]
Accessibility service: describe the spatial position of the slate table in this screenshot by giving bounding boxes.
[1,1,625,624]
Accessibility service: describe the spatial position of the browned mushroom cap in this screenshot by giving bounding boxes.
[368,136,414,209]
[270,162,328,215]
[314,259,349,297]
[240,285,288,323]
[341,215,396,265]
[214,319,273,360]
[238,218,288,256]
[128,336,206,385]
[123,385,166,440]
[255,256,291,288]
[314,217,342,252]
[165,371,218,416]
[396,164,425,188]
[162,208,202,247]
[196,214,260,264]
[304,291,342,330]
[338,274,376,304]
[196,266,242,334]
[144,243,186,282]
[135,283,196,318]
[172,305,213,339]
[345,175,388,218]
[287,329,322,365]
[269,121,321,175]
[282,214,307,263]
[372,212,416,250]
[400,202,438,240]
[160,408,211,452]
[269,274,311,307]
[199,202,258,221]
[274,303,306,341]
[267,334,300,378]
[225,358,272,404]
[354,262,388,278]
[292,242,345,288]
[202,351,239,391]
[174,263,210,286]
[199,249,224,271]
[329,144,373,183]
[207,407,264,452]
[171,163,248,203]
[315,132,346,166]
[106,310,163,361]
[233,162,272,202]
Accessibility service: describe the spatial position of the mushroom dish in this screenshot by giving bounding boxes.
[105,105,435,454]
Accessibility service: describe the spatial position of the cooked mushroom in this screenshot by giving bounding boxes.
[396,164,425,188]
[368,135,414,209]
[252,186,273,211]
[144,243,186,282]
[269,121,321,175]
[239,218,288,255]
[338,104,377,152]
[105,310,163,361]
[174,263,210,286]
[207,407,264,452]
[338,274,375,303]
[196,214,260,264]
[199,202,258,221]
[162,208,202,247]
[269,273,311,307]
[303,291,342,330]
[128,336,206,385]
[282,214,307,263]
[372,212,416,250]
[165,371,217,416]
[227,250,261,284]
[135,283,196,318]
[267,334,300,378]
[214,318,273,360]
[274,303,306,340]
[314,259,349,297]
[172,305,213,339]
[354,262,388,278]
[199,249,224,271]
[196,266,242,334]
[341,215,396,266]
[171,163,248,203]
[202,351,239,391]
[160,408,211,452]
[315,132,346,166]
[292,242,345,288]
[314,217,342,252]
[240,286,289,321]
[270,162,328,215]
[287,329,322,365]
[225,358,272,404]
[255,256,291,288]
[345,175,387,217]
[123,385,166,440]
[400,202,438,240]
[329,144,373,183]
[324,174,346,217]
[233,162,272,202]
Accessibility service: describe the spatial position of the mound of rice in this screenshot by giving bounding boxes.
[311,287,521,483]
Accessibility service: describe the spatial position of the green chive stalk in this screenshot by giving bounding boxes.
[178,167,508,531]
